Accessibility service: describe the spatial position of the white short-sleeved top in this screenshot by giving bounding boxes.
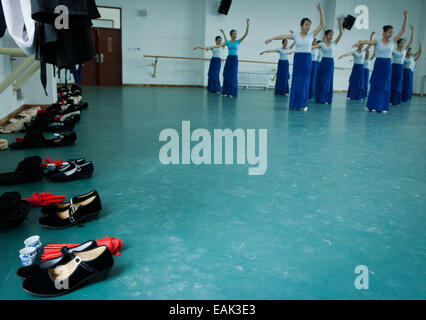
[318,50,323,61]
[293,32,314,53]
[277,48,289,61]
[376,39,395,59]
[211,47,224,58]
[363,58,372,70]
[404,56,414,69]
[392,49,406,64]
[312,48,320,61]
[410,61,415,71]
[320,41,336,58]
[353,50,365,64]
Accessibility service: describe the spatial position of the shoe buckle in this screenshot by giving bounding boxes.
[69,199,76,223]
[74,257,82,265]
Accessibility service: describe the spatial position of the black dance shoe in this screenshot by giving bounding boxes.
[44,158,86,179]
[43,132,77,148]
[9,132,77,149]
[17,240,97,279]
[41,190,97,215]
[0,156,44,185]
[47,160,93,182]
[22,245,114,297]
[39,191,102,229]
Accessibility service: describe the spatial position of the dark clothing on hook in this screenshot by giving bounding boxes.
[0,1,6,38]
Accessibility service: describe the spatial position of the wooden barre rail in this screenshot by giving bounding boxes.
[143,54,351,78]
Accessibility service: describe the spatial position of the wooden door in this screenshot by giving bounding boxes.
[98,28,122,86]
[81,28,122,86]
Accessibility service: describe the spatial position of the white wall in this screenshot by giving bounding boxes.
[97,0,206,85]
[95,0,425,93]
[0,33,57,120]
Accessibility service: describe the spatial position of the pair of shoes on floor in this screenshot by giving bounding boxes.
[46,158,94,182]
[0,156,44,185]
[39,190,102,229]
[17,240,114,297]
[9,131,77,149]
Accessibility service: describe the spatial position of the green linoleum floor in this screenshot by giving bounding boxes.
[0,87,425,299]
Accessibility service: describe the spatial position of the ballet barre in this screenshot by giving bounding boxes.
[143,55,352,78]
[0,48,40,95]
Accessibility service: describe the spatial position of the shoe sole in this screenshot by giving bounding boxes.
[39,211,101,229]
[48,173,93,183]
[22,269,110,298]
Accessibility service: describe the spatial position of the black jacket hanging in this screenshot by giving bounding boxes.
[31,0,100,94]
[31,0,100,26]
[0,1,6,38]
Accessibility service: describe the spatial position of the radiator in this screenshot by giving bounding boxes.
[238,70,277,89]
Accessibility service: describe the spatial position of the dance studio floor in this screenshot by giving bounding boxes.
[0,86,425,299]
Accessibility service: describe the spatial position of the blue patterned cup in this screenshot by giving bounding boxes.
[24,236,41,248]
[19,247,37,259]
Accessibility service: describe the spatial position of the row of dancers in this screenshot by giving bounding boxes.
[194,5,423,113]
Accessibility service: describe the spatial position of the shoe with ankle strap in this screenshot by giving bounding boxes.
[17,240,97,279]
[39,192,102,229]
[22,245,114,297]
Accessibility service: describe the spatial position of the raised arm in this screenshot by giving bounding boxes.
[322,27,327,42]
[204,42,226,50]
[394,11,408,43]
[338,51,353,60]
[334,18,344,44]
[313,3,325,37]
[353,40,377,48]
[365,32,376,51]
[194,46,206,51]
[414,41,423,61]
[260,49,278,55]
[406,24,414,50]
[219,29,228,42]
[239,19,250,42]
[265,34,294,44]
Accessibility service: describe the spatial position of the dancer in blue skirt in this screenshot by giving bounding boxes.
[402,41,422,102]
[363,47,376,95]
[315,18,343,104]
[309,39,321,99]
[355,11,408,112]
[260,39,295,95]
[194,30,228,94]
[208,19,250,98]
[265,3,325,111]
[339,33,375,101]
[391,24,414,105]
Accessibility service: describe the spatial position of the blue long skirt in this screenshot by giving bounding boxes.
[309,61,319,99]
[402,68,413,102]
[222,55,238,97]
[366,58,391,111]
[390,63,404,105]
[315,57,334,104]
[275,59,290,95]
[347,63,365,100]
[289,53,312,109]
[364,69,370,94]
[207,57,222,93]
